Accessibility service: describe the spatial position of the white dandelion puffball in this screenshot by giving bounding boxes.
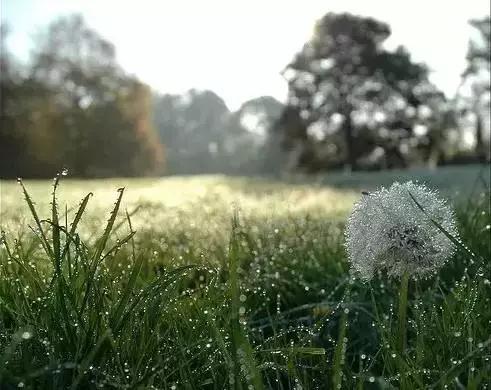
[345,181,458,280]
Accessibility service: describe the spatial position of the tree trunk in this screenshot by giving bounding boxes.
[475,111,486,162]
[343,109,356,171]
[426,128,440,169]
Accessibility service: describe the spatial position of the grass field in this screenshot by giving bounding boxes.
[1,164,490,389]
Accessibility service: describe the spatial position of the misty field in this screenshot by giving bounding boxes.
[1,165,490,389]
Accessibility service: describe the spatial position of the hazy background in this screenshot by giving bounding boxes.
[1,0,490,178]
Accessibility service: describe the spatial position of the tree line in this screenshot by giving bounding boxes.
[1,12,489,178]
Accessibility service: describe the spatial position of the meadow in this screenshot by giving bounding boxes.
[0,164,490,389]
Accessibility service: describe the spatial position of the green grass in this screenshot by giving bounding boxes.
[0,165,490,389]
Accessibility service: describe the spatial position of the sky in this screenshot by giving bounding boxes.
[2,0,490,111]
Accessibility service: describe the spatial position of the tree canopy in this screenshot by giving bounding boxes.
[274,12,456,172]
[153,90,283,174]
[459,16,491,162]
[0,15,164,178]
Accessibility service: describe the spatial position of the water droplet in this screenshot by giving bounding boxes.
[21,331,31,340]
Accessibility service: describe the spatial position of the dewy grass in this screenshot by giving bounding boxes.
[227,210,263,390]
[331,287,349,389]
[0,174,490,389]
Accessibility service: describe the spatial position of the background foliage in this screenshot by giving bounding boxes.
[1,13,490,177]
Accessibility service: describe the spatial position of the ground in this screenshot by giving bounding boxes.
[0,164,490,389]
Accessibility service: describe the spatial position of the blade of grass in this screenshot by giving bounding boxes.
[70,330,113,390]
[332,306,348,389]
[408,191,478,261]
[228,210,264,390]
[18,179,53,258]
[79,188,125,317]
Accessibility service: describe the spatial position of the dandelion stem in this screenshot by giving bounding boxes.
[397,271,410,354]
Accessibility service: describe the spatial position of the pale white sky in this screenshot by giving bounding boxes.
[1,0,489,110]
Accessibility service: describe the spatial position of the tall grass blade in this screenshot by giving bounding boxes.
[332,307,348,389]
[18,179,53,258]
[408,191,478,261]
[228,210,264,390]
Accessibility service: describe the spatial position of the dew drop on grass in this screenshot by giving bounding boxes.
[21,331,31,340]
[369,376,375,383]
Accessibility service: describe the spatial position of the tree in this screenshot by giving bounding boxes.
[153,91,284,175]
[22,14,165,177]
[153,89,229,174]
[225,96,284,174]
[30,14,119,109]
[460,16,490,162]
[275,12,442,172]
[1,25,63,178]
[1,25,25,178]
[80,78,164,176]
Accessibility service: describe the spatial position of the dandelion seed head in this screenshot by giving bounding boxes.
[345,181,458,280]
